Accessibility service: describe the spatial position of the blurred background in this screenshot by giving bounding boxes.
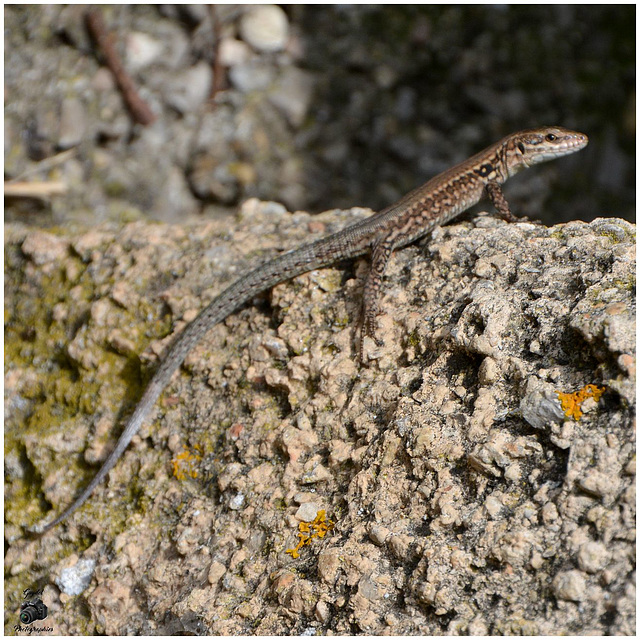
[4,4,635,227]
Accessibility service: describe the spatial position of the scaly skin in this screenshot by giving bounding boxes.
[31,126,588,533]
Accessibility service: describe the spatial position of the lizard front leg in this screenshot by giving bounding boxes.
[485,181,524,223]
[358,235,396,361]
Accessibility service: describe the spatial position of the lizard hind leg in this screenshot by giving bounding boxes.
[357,236,396,362]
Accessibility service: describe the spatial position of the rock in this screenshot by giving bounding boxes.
[269,67,315,127]
[218,38,252,67]
[56,557,97,596]
[207,560,226,585]
[126,31,164,72]
[315,600,330,623]
[520,377,566,430]
[317,550,341,584]
[240,5,289,53]
[164,61,212,114]
[295,502,321,522]
[228,61,275,92]
[552,569,587,602]
[301,460,331,484]
[577,541,609,573]
[21,230,69,265]
[58,97,87,149]
[368,524,391,546]
[5,213,635,635]
[188,151,239,203]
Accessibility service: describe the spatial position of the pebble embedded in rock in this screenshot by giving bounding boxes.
[368,524,391,546]
[295,502,321,522]
[577,541,609,573]
[519,377,566,430]
[301,462,331,484]
[56,557,97,596]
[229,492,245,510]
[317,550,341,584]
[21,230,69,265]
[552,569,587,602]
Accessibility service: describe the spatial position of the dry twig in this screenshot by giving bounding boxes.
[85,8,156,126]
[6,148,77,184]
[209,5,227,100]
[4,181,68,199]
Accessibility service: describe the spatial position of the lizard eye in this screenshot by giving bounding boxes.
[545,133,557,142]
[517,142,525,154]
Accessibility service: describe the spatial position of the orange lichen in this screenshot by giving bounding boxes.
[286,510,335,559]
[556,384,605,420]
[171,445,203,480]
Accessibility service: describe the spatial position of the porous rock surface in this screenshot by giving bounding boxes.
[4,204,635,635]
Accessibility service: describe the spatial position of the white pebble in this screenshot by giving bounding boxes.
[296,503,321,522]
[126,32,164,72]
[56,557,97,596]
[240,5,289,53]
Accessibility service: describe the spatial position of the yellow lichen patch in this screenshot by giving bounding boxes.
[285,510,335,559]
[171,445,203,480]
[556,384,606,420]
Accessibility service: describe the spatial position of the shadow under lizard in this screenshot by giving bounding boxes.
[31,126,588,533]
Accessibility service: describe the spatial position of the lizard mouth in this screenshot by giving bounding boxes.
[559,133,589,152]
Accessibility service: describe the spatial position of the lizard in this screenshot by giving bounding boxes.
[31,126,588,533]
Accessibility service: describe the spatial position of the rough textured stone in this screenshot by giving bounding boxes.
[4,210,635,635]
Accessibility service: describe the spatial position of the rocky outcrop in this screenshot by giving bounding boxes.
[5,205,635,634]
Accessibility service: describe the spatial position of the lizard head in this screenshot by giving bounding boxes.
[507,126,588,175]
